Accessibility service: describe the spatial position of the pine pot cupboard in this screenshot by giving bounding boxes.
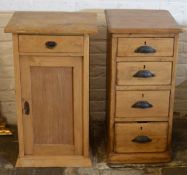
[5,12,97,167]
[105,9,182,164]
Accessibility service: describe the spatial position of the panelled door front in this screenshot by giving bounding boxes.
[20,56,83,156]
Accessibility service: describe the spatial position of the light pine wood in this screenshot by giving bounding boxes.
[19,35,84,53]
[106,9,182,164]
[31,67,74,145]
[116,90,170,118]
[116,56,175,62]
[12,34,25,157]
[20,55,34,155]
[83,34,90,157]
[19,52,83,57]
[115,122,168,153]
[105,10,182,34]
[34,144,75,156]
[20,56,83,156]
[117,37,174,57]
[16,156,92,167]
[6,11,96,167]
[114,117,169,122]
[167,34,179,151]
[113,33,176,38]
[108,151,171,164]
[107,37,118,154]
[116,85,171,91]
[5,11,97,34]
[117,62,172,86]
[73,59,84,156]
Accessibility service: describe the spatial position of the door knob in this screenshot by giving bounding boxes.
[45,41,57,49]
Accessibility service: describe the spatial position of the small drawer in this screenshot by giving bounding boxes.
[19,35,84,53]
[114,122,168,153]
[117,37,174,57]
[117,62,172,86]
[116,90,170,118]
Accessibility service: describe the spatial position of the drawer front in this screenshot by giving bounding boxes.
[117,38,174,57]
[19,35,84,53]
[117,62,172,86]
[116,90,170,118]
[114,122,168,153]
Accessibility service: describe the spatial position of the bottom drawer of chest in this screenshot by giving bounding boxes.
[114,122,168,153]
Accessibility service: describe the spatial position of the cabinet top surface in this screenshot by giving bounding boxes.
[105,9,182,34]
[5,11,97,34]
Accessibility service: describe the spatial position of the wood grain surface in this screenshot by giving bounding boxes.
[105,9,182,34]
[5,11,97,34]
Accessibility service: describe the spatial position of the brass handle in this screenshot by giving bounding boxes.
[132,101,153,109]
[24,101,30,115]
[45,41,57,49]
[133,70,155,78]
[132,135,152,143]
[135,45,156,53]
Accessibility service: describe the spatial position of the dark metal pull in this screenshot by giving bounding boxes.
[132,101,153,109]
[133,70,155,78]
[135,45,156,53]
[24,101,30,115]
[45,41,57,49]
[132,135,152,143]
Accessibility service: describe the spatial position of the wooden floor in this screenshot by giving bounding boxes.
[0,118,187,174]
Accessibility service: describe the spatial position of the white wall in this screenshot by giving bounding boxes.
[0,0,186,25]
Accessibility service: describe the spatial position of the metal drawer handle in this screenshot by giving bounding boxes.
[132,135,152,143]
[133,70,155,78]
[135,45,156,53]
[23,101,30,115]
[45,41,57,49]
[132,101,153,109]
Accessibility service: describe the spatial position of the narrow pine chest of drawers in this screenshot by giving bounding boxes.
[5,12,97,167]
[105,10,182,163]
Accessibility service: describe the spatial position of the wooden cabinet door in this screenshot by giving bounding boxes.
[20,56,83,156]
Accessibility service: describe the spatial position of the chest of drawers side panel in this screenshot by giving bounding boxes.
[167,34,179,148]
[107,35,117,154]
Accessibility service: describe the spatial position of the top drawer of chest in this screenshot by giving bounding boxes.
[19,35,84,53]
[117,37,174,57]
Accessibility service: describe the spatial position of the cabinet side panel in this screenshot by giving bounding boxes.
[13,34,25,156]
